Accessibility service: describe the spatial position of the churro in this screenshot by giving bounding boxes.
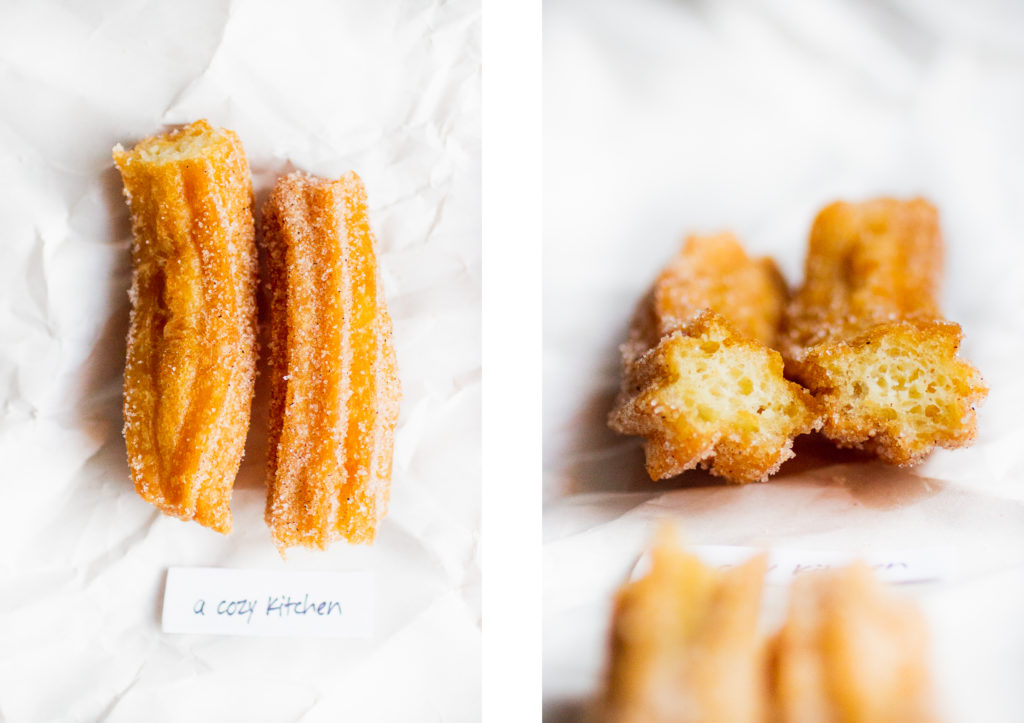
[770,563,937,722]
[263,171,400,550]
[114,120,258,533]
[779,199,986,464]
[599,526,768,723]
[609,235,820,483]
[623,233,787,366]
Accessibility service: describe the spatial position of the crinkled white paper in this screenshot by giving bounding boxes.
[544,1,1024,720]
[0,1,480,721]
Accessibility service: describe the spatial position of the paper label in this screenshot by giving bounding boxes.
[632,546,949,584]
[695,546,949,583]
[162,567,373,638]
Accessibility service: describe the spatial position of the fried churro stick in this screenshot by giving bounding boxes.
[623,233,788,367]
[609,235,820,483]
[599,526,768,723]
[770,563,937,723]
[114,120,257,533]
[263,172,400,550]
[779,199,986,465]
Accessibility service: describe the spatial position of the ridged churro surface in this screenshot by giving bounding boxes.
[623,234,787,367]
[780,199,986,464]
[610,235,819,483]
[770,563,937,723]
[599,526,767,723]
[114,119,258,533]
[780,199,943,359]
[263,172,400,550]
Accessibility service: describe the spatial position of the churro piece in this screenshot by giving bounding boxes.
[610,235,820,483]
[780,199,986,465]
[263,172,400,550]
[598,526,768,723]
[114,120,257,533]
[622,233,788,366]
[769,563,937,722]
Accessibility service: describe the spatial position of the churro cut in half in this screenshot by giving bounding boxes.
[114,119,258,534]
[599,526,768,723]
[623,233,788,367]
[263,171,400,551]
[610,234,820,483]
[770,563,937,723]
[780,199,986,465]
[611,312,819,483]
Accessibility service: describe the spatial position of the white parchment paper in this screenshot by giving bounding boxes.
[544,0,1024,720]
[0,1,480,721]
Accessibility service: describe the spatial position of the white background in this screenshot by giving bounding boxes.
[0,1,481,721]
[544,0,1024,720]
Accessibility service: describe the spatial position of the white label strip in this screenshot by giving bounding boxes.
[162,567,373,638]
[699,546,949,584]
[632,546,949,584]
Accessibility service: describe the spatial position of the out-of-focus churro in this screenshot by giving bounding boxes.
[114,119,258,533]
[779,199,986,465]
[598,526,768,723]
[769,563,937,723]
[263,171,400,551]
[609,235,820,484]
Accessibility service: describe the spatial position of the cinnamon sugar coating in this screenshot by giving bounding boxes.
[610,235,820,483]
[780,199,986,464]
[623,233,788,367]
[114,119,258,533]
[262,172,400,550]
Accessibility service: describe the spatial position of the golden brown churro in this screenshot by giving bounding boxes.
[609,235,820,483]
[263,171,400,550]
[770,563,937,723]
[623,233,788,366]
[779,199,986,464]
[599,526,768,723]
[114,120,258,533]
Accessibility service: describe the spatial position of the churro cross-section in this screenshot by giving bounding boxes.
[610,234,819,484]
[770,563,937,723]
[611,312,819,483]
[114,119,258,534]
[598,526,768,723]
[263,171,400,551]
[780,199,986,465]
